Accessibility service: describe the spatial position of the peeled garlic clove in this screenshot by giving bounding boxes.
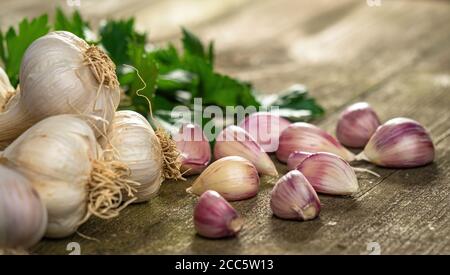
[214,125,278,176]
[194,190,243,238]
[276,122,355,163]
[358,117,435,168]
[287,151,313,171]
[239,112,291,152]
[270,170,320,221]
[0,165,47,249]
[0,67,15,113]
[187,156,260,201]
[297,152,359,195]
[174,123,211,176]
[336,102,381,148]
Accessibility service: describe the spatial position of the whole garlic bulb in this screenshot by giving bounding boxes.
[2,115,136,238]
[0,31,120,148]
[103,110,163,203]
[0,165,47,249]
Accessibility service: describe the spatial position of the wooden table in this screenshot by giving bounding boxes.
[2,0,449,254]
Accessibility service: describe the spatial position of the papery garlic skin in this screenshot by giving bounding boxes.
[276,122,355,163]
[336,102,381,148]
[104,110,162,202]
[187,156,260,201]
[287,151,313,171]
[297,152,359,195]
[359,117,435,168]
[0,67,14,112]
[239,112,290,152]
[194,190,243,238]
[270,170,320,221]
[0,165,47,249]
[174,123,211,176]
[0,31,120,148]
[214,125,278,176]
[2,115,134,238]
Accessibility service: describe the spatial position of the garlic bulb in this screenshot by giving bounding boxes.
[102,110,163,203]
[336,102,381,148]
[239,112,291,152]
[270,170,320,221]
[0,67,14,113]
[2,115,136,238]
[286,151,313,171]
[276,122,355,163]
[214,125,278,176]
[297,152,359,195]
[0,31,120,148]
[194,190,243,238]
[187,156,260,201]
[0,165,47,249]
[357,117,435,168]
[174,123,211,176]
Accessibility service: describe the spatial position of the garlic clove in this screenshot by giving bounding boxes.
[297,152,359,195]
[187,156,260,201]
[174,123,211,176]
[336,102,381,148]
[270,170,320,221]
[214,125,278,176]
[0,165,47,249]
[287,151,313,171]
[194,190,243,238]
[357,117,435,168]
[276,122,355,163]
[239,112,291,152]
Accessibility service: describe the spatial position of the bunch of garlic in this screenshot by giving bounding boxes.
[1,115,136,238]
[0,31,120,149]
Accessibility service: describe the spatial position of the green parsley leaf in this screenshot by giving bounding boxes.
[54,8,89,40]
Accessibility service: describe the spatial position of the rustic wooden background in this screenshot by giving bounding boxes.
[1,0,449,254]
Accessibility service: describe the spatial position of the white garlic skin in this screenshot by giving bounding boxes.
[105,110,163,202]
[194,190,243,238]
[297,152,359,195]
[361,117,435,168]
[286,151,313,171]
[336,102,381,148]
[239,112,291,152]
[2,115,99,238]
[0,67,14,112]
[0,31,120,147]
[174,123,211,176]
[187,156,260,201]
[0,165,47,249]
[270,170,320,221]
[277,122,355,163]
[214,125,278,176]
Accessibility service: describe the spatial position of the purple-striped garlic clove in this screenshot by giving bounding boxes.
[239,112,291,152]
[186,156,260,201]
[276,122,355,163]
[357,117,435,168]
[297,152,359,195]
[336,102,381,148]
[194,190,243,238]
[270,170,320,221]
[287,151,313,171]
[174,123,211,176]
[214,125,278,176]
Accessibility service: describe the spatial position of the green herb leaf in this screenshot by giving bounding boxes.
[54,8,89,40]
[0,15,50,86]
[100,18,146,66]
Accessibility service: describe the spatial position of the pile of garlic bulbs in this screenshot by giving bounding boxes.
[0,31,181,250]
